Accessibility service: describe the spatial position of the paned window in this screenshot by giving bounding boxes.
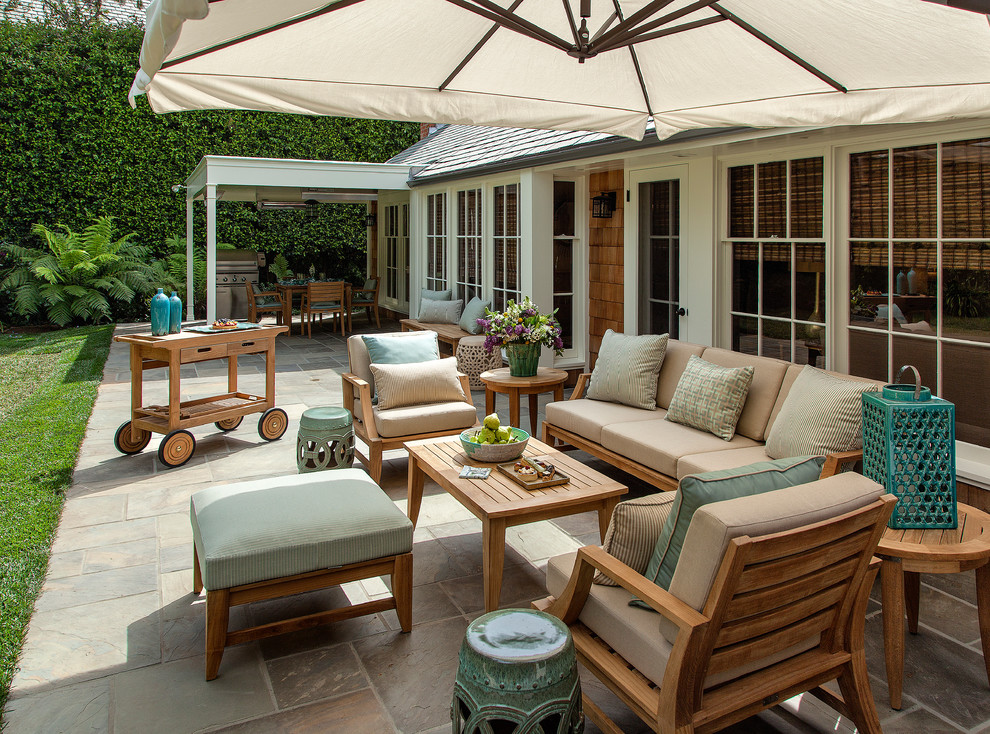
[456,188,483,302]
[847,137,990,446]
[553,181,576,350]
[727,157,826,366]
[383,203,407,301]
[492,184,520,311]
[426,193,447,292]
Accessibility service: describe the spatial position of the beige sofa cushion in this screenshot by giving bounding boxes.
[659,472,885,644]
[373,401,478,438]
[700,347,789,441]
[587,330,669,410]
[656,340,706,409]
[544,398,661,445]
[601,419,759,478]
[370,357,465,410]
[677,446,774,478]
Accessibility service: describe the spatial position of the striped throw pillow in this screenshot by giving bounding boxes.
[370,357,466,410]
[587,330,668,410]
[665,355,754,441]
[766,366,880,460]
[594,492,676,586]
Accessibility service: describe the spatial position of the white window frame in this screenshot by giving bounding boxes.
[492,182,521,311]
[425,192,448,293]
[455,187,484,302]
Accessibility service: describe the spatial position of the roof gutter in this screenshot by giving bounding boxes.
[403,126,750,187]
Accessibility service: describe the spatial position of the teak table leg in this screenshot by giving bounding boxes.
[407,456,425,528]
[485,388,495,416]
[227,352,238,394]
[904,571,921,635]
[881,557,905,709]
[129,346,143,442]
[482,518,507,612]
[168,350,180,430]
[528,393,539,436]
[976,562,990,688]
[508,388,521,432]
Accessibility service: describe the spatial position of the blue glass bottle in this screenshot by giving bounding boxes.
[150,288,170,336]
[169,291,182,333]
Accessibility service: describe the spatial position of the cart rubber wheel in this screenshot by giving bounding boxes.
[114,420,151,455]
[158,429,196,468]
[215,416,243,432]
[258,408,288,441]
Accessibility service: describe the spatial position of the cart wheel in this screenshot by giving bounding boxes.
[258,408,288,441]
[114,420,151,455]
[215,416,243,432]
[158,429,196,468]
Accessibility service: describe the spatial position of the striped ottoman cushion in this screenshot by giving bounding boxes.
[190,469,413,590]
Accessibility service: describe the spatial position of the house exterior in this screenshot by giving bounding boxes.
[380,116,990,488]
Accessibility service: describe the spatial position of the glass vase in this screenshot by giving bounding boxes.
[168,291,182,333]
[150,288,170,336]
[506,342,541,377]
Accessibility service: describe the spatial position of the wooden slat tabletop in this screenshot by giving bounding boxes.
[878,504,990,563]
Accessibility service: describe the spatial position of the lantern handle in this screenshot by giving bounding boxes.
[895,365,922,401]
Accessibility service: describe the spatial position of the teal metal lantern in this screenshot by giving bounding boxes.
[862,366,956,529]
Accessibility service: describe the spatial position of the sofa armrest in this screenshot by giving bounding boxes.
[341,372,379,439]
[569,372,592,400]
[820,450,863,479]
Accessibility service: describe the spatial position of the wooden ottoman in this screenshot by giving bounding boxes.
[190,469,413,680]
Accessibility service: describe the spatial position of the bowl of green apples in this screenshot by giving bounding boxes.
[460,413,529,463]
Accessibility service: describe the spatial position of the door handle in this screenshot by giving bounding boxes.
[676,307,687,317]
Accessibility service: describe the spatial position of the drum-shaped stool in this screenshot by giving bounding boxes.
[296,407,354,473]
[456,335,503,391]
[452,608,583,734]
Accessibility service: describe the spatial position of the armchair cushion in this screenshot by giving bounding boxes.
[639,455,824,597]
[595,492,676,586]
[665,355,754,441]
[587,329,668,410]
[373,401,478,438]
[348,332,440,400]
[418,298,463,324]
[370,357,466,410]
[363,332,440,403]
[458,296,490,335]
[765,365,880,460]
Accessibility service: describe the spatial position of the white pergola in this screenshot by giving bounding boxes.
[181,155,413,321]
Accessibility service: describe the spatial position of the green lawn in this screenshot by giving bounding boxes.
[0,325,113,716]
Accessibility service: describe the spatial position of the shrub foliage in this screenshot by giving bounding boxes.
[0,19,419,325]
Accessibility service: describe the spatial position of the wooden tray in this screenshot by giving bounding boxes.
[497,459,569,490]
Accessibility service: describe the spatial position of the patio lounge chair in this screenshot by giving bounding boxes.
[246,282,283,324]
[348,277,381,330]
[536,467,894,734]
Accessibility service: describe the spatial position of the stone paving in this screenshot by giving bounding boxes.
[3,318,989,733]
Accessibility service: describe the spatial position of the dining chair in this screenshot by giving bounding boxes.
[246,282,284,324]
[300,281,347,338]
[348,277,380,331]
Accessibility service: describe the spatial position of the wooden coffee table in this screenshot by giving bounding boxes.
[405,435,627,612]
[480,367,568,436]
[877,502,990,709]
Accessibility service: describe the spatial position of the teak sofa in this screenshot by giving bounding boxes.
[542,339,882,491]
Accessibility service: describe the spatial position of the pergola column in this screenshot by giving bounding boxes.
[185,192,195,320]
[205,184,217,323]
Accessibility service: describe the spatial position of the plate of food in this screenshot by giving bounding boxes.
[187,320,263,333]
[497,456,569,489]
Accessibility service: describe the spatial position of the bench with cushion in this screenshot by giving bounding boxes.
[190,470,413,680]
[400,318,471,353]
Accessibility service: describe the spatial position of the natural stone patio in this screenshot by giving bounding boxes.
[3,319,989,733]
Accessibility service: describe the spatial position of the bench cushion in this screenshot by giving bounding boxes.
[190,470,412,590]
[544,398,660,445]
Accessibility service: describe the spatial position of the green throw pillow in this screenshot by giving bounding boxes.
[665,355,754,440]
[362,333,440,403]
[459,296,491,335]
[632,455,824,609]
[421,288,452,302]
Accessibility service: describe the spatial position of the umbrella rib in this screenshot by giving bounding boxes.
[160,0,368,70]
[440,0,525,92]
[610,0,655,120]
[562,0,581,47]
[602,15,725,52]
[592,0,716,54]
[591,0,679,50]
[710,2,847,93]
[447,0,573,51]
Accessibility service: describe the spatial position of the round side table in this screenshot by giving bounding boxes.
[296,406,354,473]
[452,608,582,734]
[480,367,568,437]
[877,502,990,709]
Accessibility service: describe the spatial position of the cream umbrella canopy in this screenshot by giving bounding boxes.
[130,0,990,140]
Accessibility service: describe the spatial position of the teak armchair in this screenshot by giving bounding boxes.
[535,472,895,734]
[300,281,346,339]
[246,282,284,324]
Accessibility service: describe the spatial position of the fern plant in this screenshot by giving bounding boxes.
[152,235,235,318]
[1,216,157,326]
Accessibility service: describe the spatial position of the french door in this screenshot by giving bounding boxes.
[636,170,686,338]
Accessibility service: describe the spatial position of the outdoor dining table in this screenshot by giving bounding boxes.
[276,280,351,336]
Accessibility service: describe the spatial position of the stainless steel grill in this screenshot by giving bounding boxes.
[215,250,260,320]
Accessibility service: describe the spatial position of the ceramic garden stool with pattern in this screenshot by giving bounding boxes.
[456,335,503,391]
[296,406,354,472]
[190,470,413,681]
[452,608,583,734]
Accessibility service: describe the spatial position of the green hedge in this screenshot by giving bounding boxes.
[0,20,419,325]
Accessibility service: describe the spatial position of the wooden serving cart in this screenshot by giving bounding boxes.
[112,325,289,467]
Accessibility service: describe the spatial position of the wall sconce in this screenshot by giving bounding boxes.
[591,191,616,219]
[364,213,377,228]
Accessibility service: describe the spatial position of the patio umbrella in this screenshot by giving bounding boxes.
[129,0,990,140]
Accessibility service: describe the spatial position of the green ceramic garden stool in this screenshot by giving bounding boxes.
[296,407,354,473]
[452,608,583,734]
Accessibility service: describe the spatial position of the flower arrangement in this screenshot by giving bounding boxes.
[479,296,564,356]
